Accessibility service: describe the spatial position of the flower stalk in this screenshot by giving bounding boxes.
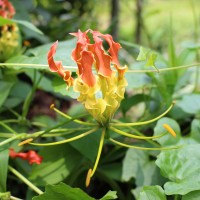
[8,166,43,195]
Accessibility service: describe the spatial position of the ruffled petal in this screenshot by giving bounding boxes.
[47,41,74,87]
[70,30,90,75]
[92,33,112,77]
[79,50,96,87]
[93,31,121,66]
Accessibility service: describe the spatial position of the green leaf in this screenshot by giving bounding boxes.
[0,81,14,107]
[29,144,82,186]
[1,80,32,110]
[136,47,158,71]
[100,191,118,200]
[0,16,14,26]
[125,73,151,89]
[156,144,200,195]
[70,130,101,161]
[0,16,42,34]
[138,186,167,200]
[153,117,181,146]
[145,52,158,71]
[182,190,200,200]
[168,16,177,67]
[122,149,148,181]
[177,94,200,114]
[6,39,76,70]
[12,19,43,35]
[136,47,149,61]
[0,149,9,192]
[122,149,164,186]
[32,183,94,200]
[190,119,200,142]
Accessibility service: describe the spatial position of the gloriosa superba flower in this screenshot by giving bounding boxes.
[48,29,128,126]
[25,29,178,187]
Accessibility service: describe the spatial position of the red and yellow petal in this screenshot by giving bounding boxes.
[47,41,74,86]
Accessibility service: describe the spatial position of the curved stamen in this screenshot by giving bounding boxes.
[109,138,182,150]
[86,128,106,187]
[50,104,96,126]
[110,127,167,139]
[111,102,175,127]
[30,127,98,146]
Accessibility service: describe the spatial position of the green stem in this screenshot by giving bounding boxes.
[0,133,13,138]
[1,119,20,123]
[21,70,43,119]
[0,121,18,134]
[0,134,24,147]
[1,62,200,73]
[126,63,200,73]
[8,166,43,195]
[0,63,77,71]
[10,196,23,200]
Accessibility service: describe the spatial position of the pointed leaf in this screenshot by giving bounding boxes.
[136,47,149,61]
[146,52,158,71]
[0,16,42,34]
[32,183,94,200]
[100,191,117,200]
[12,19,43,35]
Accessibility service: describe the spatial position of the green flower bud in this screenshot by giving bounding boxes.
[0,24,21,62]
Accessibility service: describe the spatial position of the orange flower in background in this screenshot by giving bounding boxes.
[0,0,15,19]
[9,148,43,165]
[48,29,127,126]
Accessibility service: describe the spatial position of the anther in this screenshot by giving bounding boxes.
[50,104,55,110]
[86,168,92,187]
[163,124,176,137]
[18,138,33,146]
